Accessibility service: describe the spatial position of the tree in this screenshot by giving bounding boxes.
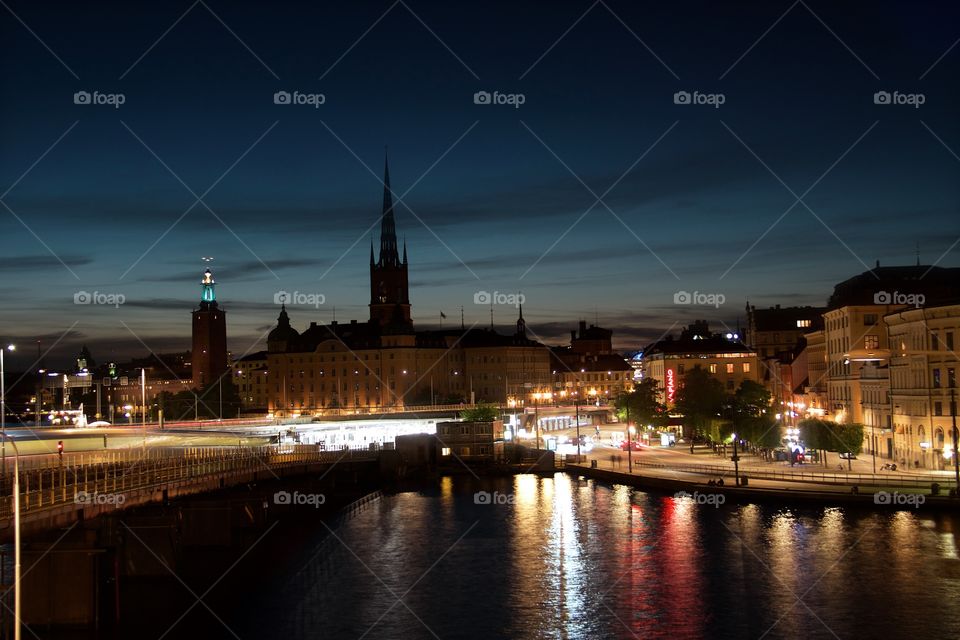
[798,419,864,468]
[729,381,780,449]
[461,404,499,422]
[614,379,668,430]
[674,366,725,451]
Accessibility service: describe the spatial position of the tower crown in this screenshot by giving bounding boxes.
[377,153,401,267]
[200,268,217,305]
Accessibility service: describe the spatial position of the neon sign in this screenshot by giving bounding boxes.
[666,369,675,404]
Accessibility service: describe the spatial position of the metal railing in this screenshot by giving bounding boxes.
[578,459,957,490]
[0,445,378,520]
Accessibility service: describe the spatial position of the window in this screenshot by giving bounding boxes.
[726,363,734,374]
[797,319,812,328]
[864,314,878,326]
[935,402,943,417]
[726,379,735,390]
[864,335,879,350]
[743,363,751,373]
[678,363,685,375]
[949,368,956,389]
[948,332,955,351]
[441,447,451,456]
[709,364,717,374]
[932,333,940,350]
[933,369,941,388]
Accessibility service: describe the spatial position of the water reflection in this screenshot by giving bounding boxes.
[265,474,960,640]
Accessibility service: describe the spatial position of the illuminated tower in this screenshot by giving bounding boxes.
[369,153,412,330]
[191,268,228,388]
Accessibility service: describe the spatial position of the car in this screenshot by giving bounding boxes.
[839,452,857,460]
[620,440,641,451]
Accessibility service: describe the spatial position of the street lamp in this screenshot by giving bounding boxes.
[2,343,15,480]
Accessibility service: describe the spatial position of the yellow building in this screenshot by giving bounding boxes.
[886,304,960,469]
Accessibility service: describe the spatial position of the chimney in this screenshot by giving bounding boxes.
[571,330,577,343]
[578,320,586,335]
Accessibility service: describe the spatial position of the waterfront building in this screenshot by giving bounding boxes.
[640,321,759,408]
[550,321,633,403]
[885,304,960,469]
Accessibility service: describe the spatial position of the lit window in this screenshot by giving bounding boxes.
[743,363,751,373]
[726,363,734,374]
[441,447,451,456]
[797,319,812,328]
[709,364,717,374]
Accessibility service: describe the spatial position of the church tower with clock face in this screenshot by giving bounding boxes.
[369,153,412,332]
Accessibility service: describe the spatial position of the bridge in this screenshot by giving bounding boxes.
[0,444,379,539]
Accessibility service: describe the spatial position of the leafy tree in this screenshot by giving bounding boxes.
[674,366,726,451]
[614,379,668,430]
[798,419,864,468]
[461,404,499,422]
[729,381,780,448]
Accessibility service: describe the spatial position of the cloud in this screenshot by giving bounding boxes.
[0,254,92,272]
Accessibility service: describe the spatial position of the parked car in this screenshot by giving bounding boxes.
[619,440,641,451]
[839,452,857,460]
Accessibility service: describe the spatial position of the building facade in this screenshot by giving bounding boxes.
[886,304,960,469]
[641,322,759,408]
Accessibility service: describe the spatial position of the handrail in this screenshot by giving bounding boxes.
[0,444,378,520]
[591,459,958,489]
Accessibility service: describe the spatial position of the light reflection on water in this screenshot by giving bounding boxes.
[268,474,960,640]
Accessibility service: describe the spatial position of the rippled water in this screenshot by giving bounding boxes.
[251,474,960,640]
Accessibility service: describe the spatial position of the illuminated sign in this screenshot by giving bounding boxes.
[666,369,675,404]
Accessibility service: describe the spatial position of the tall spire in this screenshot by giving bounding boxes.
[378,149,399,267]
[402,236,408,264]
[516,298,526,337]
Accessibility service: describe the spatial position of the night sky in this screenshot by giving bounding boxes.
[1,1,958,368]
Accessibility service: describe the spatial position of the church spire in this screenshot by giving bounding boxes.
[516,298,526,337]
[403,236,408,264]
[378,149,399,267]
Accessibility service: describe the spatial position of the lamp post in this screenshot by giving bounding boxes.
[1,434,22,640]
[951,384,958,492]
[731,432,741,487]
[575,387,581,459]
[2,343,15,481]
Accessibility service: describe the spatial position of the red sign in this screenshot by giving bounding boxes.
[666,369,675,404]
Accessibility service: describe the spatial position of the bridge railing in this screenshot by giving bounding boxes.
[581,459,957,490]
[0,445,377,520]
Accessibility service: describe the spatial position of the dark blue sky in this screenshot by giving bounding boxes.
[1,0,958,367]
